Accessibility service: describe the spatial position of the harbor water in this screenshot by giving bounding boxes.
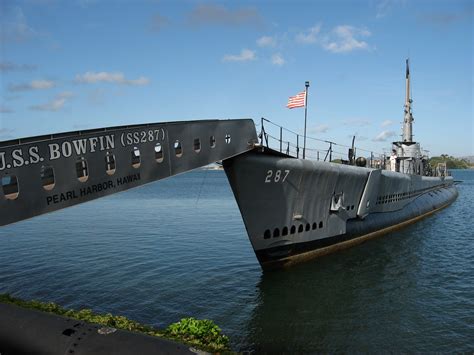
[0,169,472,352]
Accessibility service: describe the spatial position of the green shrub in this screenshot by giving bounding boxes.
[165,317,230,352]
[429,155,471,169]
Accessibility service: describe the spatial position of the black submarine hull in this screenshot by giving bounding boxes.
[224,147,458,270]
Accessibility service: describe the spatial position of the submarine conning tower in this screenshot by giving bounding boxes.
[392,59,425,175]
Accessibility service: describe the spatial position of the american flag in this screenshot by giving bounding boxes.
[286,91,306,109]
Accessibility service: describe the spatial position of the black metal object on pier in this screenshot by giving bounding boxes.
[0,303,194,355]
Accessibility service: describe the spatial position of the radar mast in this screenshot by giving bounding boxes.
[392,58,424,175]
[402,58,414,142]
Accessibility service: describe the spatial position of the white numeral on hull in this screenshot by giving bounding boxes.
[265,169,290,183]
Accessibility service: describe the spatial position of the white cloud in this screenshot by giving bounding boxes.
[375,0,406,19]
[342,118,371,126]
[31,80,55,89]
[376,0,392,18]
[420,11,470,26]
[0,61,36,72]
[295,24,372,53]
[348,133,368,141]
[150,13,170,32]
[322,25,371,53]
[0,106,14,113]
[1,7,37,43]
[257,35,276,47]
[187,4,261,27]
[75,72,150,85]
[222,49,256,62]
[271,53,285,66]
[30,91,73,112]
[9,79,55,91]
[125,77,149,85]
[373,130,397,142]
[381,119,394,127]
[295,24,321,44]
[309,124,330,134]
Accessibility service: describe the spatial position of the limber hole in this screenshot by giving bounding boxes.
[264,229,271,239]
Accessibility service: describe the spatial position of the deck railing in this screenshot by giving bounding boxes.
[258,117,384,168]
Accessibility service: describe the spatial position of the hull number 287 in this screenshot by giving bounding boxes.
[265,169,290,183]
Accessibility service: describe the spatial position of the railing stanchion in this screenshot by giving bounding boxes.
[296,135,299,158]
[280,126,283,153]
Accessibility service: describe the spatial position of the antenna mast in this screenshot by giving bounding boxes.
[402,58,414,142]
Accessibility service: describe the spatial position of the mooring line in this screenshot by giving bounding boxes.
[195,166,210,205]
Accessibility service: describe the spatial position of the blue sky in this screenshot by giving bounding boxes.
[1,0,472,157]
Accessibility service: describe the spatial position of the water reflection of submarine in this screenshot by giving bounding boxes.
[245,245,403,353]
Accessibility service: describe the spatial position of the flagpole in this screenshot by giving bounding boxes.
[303,81,309,159]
